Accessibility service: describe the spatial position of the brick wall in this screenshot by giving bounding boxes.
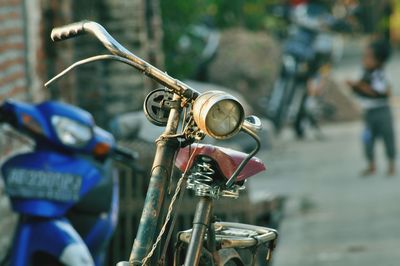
[0,0,29,102]
[0,0,31,259]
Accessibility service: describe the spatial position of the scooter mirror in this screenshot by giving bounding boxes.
[242,115,262,132]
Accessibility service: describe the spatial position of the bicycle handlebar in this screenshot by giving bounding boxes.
[51,21,199,100]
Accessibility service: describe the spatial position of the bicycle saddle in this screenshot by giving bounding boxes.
[175,144,266,182]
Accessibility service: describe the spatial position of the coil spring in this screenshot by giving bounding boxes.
[192,161,214,183]
[187,157,243,199]
[187,159,217,197]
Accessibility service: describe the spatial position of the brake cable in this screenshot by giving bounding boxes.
[159,168,188,264]
[44,54,139,88]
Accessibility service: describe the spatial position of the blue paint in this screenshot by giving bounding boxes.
[1,100,115,154]
[1,100,120,265]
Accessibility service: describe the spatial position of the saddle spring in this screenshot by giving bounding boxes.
[186,157,215,197]
[186,157,244,199]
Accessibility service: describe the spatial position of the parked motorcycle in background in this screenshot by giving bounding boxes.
[266,2,349,138]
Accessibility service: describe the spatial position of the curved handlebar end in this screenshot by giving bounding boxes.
[51,20,90,42]
[49,20,200,99]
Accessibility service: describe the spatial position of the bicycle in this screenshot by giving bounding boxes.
[48,20,278,266]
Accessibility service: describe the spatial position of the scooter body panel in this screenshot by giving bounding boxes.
[1,99,114,155]
[2,150,119,266]
[10,217,94,266]
[0,100,120,265]
[1,150,101,217]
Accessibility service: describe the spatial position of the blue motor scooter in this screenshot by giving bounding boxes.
[0,99,136,266]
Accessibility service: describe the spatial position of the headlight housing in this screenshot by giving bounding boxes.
[51,115,92,148]
[193,91,245,139]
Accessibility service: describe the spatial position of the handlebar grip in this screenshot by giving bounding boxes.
[51,21,88,42]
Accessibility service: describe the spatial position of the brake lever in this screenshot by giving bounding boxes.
[45,54,136,88]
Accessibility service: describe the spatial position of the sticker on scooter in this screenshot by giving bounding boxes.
[5,168,82,202]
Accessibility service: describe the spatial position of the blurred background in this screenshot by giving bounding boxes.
[1,0,400,265]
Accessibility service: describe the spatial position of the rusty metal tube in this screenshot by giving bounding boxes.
[184,197,213,266]
[128,95,181,265]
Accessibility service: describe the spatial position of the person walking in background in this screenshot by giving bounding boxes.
[346,39,396,176]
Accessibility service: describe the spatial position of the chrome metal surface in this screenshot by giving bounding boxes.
[45,54,135,88]
[186,160,244,199]
[178,222,278,249]
[225,126,261,188]
[242,115,263,133]
[51,21,199,99]
[192,91,244,140]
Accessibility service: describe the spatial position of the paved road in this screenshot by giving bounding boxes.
[248,51,400,266]
[250,120,400,266]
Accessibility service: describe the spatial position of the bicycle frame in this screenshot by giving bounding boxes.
[129,94,183,264]
[184,197,214,266]
[48,21,199,265]
[47,21,269,266]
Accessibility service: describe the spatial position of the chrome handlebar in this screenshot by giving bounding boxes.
[51,21,199,100]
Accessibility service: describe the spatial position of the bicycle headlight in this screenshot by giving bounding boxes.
[193,91,245,139]
[51,115,92,147]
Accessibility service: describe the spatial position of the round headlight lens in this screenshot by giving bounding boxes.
[51,116,92,148]
[193,91,245,139]
[206,99,242,137]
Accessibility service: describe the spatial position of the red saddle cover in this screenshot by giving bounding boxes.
[175,144,266,182]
